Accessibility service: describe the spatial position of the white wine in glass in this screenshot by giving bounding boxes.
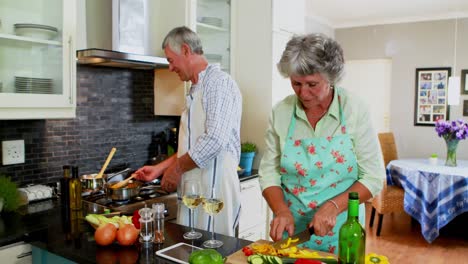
[202,189,224,248]
[182,180,203,240]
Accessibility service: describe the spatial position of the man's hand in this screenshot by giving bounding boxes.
[134,165,164,182]
[270,209,295,241]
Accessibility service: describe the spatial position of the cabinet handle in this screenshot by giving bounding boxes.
[241,232,254,238]
[68,35,74,105]
[17,251,32,259]
[241,184,256,191]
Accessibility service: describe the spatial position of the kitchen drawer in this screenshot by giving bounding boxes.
[239,224,266,242]
[0,242,32,264]
[239,178,266,232]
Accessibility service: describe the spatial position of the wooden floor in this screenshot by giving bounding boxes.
[365,203,468,264]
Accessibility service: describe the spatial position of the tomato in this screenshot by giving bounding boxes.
[94,223,117,246]
[116,224,139,246]
[242,246,253,256]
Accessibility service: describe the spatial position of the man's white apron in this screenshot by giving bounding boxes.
[176,74,241,237]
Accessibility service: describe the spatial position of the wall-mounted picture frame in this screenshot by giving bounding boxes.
[461,69,468,95]
[464,100,468,116]
[414,67,451,126]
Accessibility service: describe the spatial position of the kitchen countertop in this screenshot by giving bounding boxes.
[1,199,252,263]
[0,174,259,249]
[238,169,258,182]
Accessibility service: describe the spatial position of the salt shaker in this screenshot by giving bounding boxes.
[152,203,165,243]
[139,206,154,243]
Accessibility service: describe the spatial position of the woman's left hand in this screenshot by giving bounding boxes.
[309,201,340,237]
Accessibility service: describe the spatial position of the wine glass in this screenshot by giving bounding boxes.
[182,179,203,239]
[202,188,224,248]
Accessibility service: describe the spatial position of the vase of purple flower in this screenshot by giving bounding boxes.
[435,119,468,167]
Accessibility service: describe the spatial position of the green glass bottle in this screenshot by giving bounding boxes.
[338,192,365,264]
[167,127,178,156]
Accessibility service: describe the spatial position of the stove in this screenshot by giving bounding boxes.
[82,186,178,221]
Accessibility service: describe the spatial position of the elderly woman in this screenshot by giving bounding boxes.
[259,34,384,253]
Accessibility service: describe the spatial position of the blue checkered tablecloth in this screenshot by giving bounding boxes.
[386,159,468,243]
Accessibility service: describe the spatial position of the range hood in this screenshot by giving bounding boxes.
[76,49,169,70]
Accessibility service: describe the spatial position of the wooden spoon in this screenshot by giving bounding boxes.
[110,173,137,189]
[95,148,117,179]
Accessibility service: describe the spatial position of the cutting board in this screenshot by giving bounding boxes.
[225,240,337,264]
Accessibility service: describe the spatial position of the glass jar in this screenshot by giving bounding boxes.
[139,207,154,243]
[152,203,165,244]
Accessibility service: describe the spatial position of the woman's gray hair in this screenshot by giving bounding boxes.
[162,26,204,55]
[277,33,345,85]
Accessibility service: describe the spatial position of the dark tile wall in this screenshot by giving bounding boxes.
[0,66,179,185]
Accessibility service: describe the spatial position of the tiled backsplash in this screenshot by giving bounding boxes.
[0,66,179,185]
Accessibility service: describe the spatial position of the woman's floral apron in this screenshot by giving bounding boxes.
[280,91,365,254]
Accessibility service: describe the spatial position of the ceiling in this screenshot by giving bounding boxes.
[307,0,468,28]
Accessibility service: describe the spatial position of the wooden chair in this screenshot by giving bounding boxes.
[369,132,405,236]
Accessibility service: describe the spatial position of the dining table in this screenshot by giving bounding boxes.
[386,158,468,243]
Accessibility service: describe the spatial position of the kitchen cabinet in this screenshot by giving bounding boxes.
[0,0,76,119]
[0,242,32,264]
[239,178,269,241]
[151,0,235,116]
[272,0,305,34]
[196,0,234,74]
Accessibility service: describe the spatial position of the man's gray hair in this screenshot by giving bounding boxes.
[277,33,344,85]
[162,26,204,55]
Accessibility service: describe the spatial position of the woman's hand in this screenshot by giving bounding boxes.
[270,209,295,241]
[134,165,164,182]
[309,201,340,237]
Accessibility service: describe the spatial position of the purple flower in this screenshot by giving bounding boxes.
[435,119,468,141]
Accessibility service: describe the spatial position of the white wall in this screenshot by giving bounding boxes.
[339,59,392,133]
[336,19,468,160]
[235,0,273,169]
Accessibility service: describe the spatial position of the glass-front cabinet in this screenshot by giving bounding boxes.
[196,0,232,74]
[0,0,76,119]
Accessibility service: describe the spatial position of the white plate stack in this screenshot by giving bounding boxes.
[14,23,58,40]
[205,53,222,64]
[200,17,223,27]
[15,76,53,94]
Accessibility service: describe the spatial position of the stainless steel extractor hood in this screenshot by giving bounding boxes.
[76,49,169,70]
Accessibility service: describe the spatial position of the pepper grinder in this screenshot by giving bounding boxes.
[139,206,154,243]
[152,203,165,244]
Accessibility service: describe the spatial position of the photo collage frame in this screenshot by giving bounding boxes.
[414,67,451,126]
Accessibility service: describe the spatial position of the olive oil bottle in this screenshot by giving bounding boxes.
[338,192,365,264]
[69,166,82,210]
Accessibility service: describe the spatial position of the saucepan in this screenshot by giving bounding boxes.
[105,180,144,201]
[105,178,165,201]
[80,168,132,193]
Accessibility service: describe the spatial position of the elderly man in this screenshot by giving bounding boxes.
[135,26,242,237]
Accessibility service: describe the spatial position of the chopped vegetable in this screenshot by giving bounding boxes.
[188,249,224,264]
[280,237,300,249]
[247,254,283,264]
[249,242,335,260]
[242,246,254,256]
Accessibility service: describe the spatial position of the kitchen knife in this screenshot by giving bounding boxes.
[280,257,338,264]
[271,226,314,250]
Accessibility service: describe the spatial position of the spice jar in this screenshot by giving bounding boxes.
[152,203,165,243]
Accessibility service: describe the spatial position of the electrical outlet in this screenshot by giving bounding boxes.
[2,140,25,165]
